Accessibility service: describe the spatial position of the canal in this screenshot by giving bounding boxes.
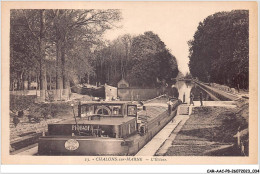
[118,81,215,102]
[173,81,214,102]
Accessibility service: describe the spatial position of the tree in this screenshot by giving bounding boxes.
[10,10,45,93]
[91,35,133,86]
[13,9,52,101]
[188,10,249,89]
[49,9,121,98]
[10,9,122,101]
[121,34,133,78]
[91,32,179,87]
[184,72,192,79]
[128,31,178,87]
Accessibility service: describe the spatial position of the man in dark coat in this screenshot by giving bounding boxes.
[190,92,194,106]
[199,92,203,106]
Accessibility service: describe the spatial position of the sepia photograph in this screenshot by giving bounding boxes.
[1,1,258,166]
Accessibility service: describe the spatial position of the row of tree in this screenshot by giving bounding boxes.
[93,31,179,87]
[10,9,121,101]
[188,10,249,89]
[10,9,179,101]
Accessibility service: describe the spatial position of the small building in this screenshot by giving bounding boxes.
[117,78,129,88]
[105,84,118,101]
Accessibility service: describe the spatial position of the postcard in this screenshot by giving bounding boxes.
[1,1,258,165]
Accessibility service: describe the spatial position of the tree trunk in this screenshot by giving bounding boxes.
[12,81,15,91]
[64,72,70,100]
[49,72,52,90]
[28,72,31,90]
[23,73,29,91]
[61,47,69,99]
[39,10,47,102]
[87,73,90,84]
[21,71,25,91]
[100,60,103,84]
[56,41,63,101]
[39,41,47,101]
[36,73,38,96]
[61,48,66,91]
[121,57,123,79]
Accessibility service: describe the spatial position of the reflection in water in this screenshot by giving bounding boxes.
[174,81,214,102]
[118,88,164,101]
[118,81,214,101]
[190,84,214,101]
[173,81,193,103]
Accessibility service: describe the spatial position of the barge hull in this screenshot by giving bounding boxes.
[38,100,180,156]
[128,109,177,155]
[38,137,127,156]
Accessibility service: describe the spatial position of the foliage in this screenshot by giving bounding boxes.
[13,116,20,127]
[28,102,72,120]
[93,32,179,87]
[10,95,36,113]
[188,10,249,89]
[10,9,122,95]
[128,32,178,87]
[10,9,179,91]
[184,72,192,79]
[10,10,41,90]
[10,94,73,122]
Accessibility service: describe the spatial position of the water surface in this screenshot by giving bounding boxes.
[118,81,214,102]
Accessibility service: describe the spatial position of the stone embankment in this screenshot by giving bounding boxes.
[194,80,248,100]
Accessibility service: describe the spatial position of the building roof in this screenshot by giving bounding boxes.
[118,78,129,88]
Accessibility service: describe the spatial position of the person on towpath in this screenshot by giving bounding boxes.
[199,91,203,106]
[190,92,194,106]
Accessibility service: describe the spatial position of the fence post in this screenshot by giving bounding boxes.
[60,89,62,101]
[237,127,241,147]
[241,142,245,155]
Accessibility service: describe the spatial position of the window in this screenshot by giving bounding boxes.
[128,124,131,134]
[127,105,137,117]
[112,106,122,116]
[81,105,94,117]
[95,106,111,116]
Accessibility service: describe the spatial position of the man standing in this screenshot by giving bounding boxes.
[167,98,173,115]
[190,92,194,106]
[199,92,203,106]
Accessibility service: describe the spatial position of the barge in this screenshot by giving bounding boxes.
[38,96,181,155]
[71,84,105,97]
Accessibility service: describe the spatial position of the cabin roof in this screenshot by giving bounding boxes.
[79,101,135,105]
[52,116,135,126]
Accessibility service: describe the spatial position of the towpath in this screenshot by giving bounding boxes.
[136,104,191,156]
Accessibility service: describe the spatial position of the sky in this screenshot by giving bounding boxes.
[104,2,249,75]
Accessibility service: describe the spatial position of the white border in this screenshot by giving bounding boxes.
[1,0,259,173]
